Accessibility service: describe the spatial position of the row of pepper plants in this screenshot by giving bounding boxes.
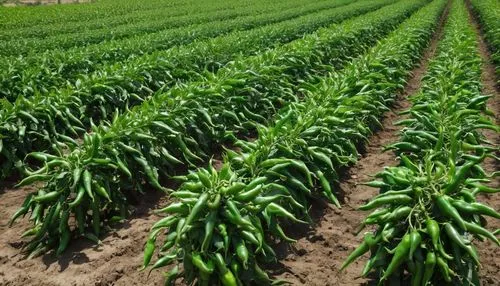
[0,0,396,179]
[469,0,500,80]
[8,0,428,259]
[0,0,360,101]
[0,0,193,30]
[0,0,252,55]
[0,0,274,44]
[343,0,500,284]
[140,0,447,284]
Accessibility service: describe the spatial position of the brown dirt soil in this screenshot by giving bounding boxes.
[0,185,167,285]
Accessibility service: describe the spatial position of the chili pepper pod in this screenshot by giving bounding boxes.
[444,223,480,266]
[436,256,454,282]
[434,195,467,230]
[380,233,411,281]
[410,249,424,286]
[358,194,413,211]
[341,232,379,271]
[408,230,422,261]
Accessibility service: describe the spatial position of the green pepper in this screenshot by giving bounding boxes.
[409,230,421,261]
[421,251,436,286]
[69,186,86,208]
[192,252,215,274]
[56,209,71,256]
[201,211,217,252]
[9,193,34,226]
[341,233,378,270]
[222,182,246,196]
[463,220,500,245]
[444,161,476,194]
[426,219,440,251]
[437,243,453,261]
[317,170,340,208]
[386,206,412,222]
[234,237,249,269]
[381,233,411,281]
[213,253,237,286]
[82,169,95,201]
[179,192,209,235]
[142,233,158,270]
[400,154,420,173]
[435,195,466,230]
[444,223,480,265]
[155,202,189,215]
[235,184,263,202]
[359,194,413,211]
[436,256,452,282]
[266,202,306,224]
[361,245,387,277]
[33,191,60,203]
[469,202,500,219]
[207,194,221,210]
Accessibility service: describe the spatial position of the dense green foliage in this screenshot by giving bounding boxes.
[0,0,394,179]
[0,0,361,100]
[143,0,447,284]
[343,0,500,284]
[469,0,500,81]
[1,0,498,285]
[9,0,427,260]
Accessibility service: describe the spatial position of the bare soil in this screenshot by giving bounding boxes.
[0,184,167,285]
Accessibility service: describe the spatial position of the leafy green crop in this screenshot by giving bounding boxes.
[0,0,395,179]
[9,0,427,259]
[0,0,359,99]
[469,0,500,81]
[142,1,446,284]
[344,0,499,284]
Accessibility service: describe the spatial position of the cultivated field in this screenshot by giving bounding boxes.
[0,0,498,285]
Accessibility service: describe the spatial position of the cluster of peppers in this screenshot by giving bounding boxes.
[342,0,499,284]
[144,1,447,284]
[8,0,424,258]
[143,163,304,285]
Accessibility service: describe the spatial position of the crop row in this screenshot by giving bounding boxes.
[343,0,499,284]
[141,1,447,284]
[0,0,326,56]
[469,0,500,80]
[0,0,395,179]
[0,0,359,100]
[0,0,266,40]
[9,0,428,258]
[0,0,195,30]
